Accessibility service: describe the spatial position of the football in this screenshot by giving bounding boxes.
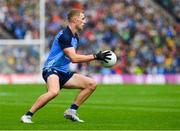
[101,50,117,67]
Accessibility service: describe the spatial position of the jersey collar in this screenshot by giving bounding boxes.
[67,26,77,38]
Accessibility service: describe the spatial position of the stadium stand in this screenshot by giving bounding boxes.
[0,25,14,39]
[154,0,180,23]
[0,0,179,75]
[45,0,179,75]
[0,0,39,39]
[0,45,40,74]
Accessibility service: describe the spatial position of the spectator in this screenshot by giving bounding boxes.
[0,0,179,74]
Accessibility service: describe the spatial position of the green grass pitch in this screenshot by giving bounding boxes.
[0,84,180,130]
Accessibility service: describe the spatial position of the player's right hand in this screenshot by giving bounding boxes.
[93,51,112,63]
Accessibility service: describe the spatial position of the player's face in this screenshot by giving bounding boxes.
[75,13,86,31]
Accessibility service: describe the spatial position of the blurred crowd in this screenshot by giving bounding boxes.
[0,0,40,74]
[0,45,40,74]
[46,0,180,75]
[0,0,39,39]
[154,0,180,22]
[0,0,179,74]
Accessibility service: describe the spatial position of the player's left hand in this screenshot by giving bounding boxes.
[94,51,112,63]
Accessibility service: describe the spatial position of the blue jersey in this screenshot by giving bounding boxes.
[43,26,79,73]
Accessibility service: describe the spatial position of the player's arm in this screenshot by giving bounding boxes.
[59,34,111,63]
[64,47,94,63]
[64,47,112,63]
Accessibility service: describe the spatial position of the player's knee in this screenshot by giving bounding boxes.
[48,90,59,97]
[87,79,97,91]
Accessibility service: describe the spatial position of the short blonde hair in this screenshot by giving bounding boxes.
[67,9,84,22]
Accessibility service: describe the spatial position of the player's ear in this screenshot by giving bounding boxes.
[72,16,79,23]
[70,16,75,23]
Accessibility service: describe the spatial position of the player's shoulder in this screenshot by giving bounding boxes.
[63,26,74,38]
[57,29,70,43]
[58,27,73,41]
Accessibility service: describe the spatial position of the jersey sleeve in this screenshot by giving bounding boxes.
[58,34,73,49]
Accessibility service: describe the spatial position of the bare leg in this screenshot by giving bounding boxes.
[30,75,60,113]
[64,74,97,106]
[63,74,97,122]
[73,88,95,106]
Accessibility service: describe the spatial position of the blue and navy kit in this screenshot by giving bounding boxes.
[42,26,79,87]
[43,26,79,73]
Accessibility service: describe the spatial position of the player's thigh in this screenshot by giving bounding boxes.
[47,74,60,93]
[63,74,97,89]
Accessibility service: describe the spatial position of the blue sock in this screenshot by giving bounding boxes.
[26,111,33,116]
[70,103,79,110]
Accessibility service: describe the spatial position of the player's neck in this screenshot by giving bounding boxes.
[68,24,77,35]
